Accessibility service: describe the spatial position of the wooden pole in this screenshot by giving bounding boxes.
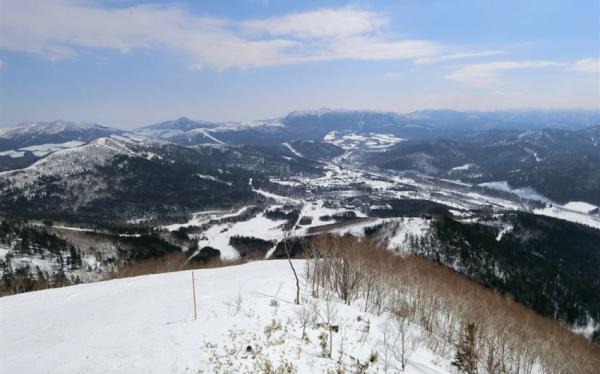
[192,271,197,321]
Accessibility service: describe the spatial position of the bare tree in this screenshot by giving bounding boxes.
[317,291,339,358]
[328,236,362,305]
[282,233,300,305]
[390,300,419,371]
[294,300,312,340]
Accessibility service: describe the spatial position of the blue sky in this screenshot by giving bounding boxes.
[0,0,598,128]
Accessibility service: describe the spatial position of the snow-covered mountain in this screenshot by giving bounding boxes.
[133,117,285,145]
[130,109,600,148]
[0,121,131,171]
[0,137,258,218]
[0,120,123,151]
[368,126,600,205]
[405,109,600,131]
[134,117,218,138]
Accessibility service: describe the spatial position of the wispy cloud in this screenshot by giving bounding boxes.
[491,90,523,96]
[0,1,501,70]
[570,58,599,74]
[414,50,505,65]
[446,60,562,84]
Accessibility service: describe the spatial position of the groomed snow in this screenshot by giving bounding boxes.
[252,188,298,204]
[282,142,303,158]
[448,163,474,172]
[563,201,598,214]
[195,211,287,260]
[0,260,450,374]
[534,206,600,230]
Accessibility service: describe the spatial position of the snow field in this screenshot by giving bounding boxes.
[0,260,450,374]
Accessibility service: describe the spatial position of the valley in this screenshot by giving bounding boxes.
[1,110,600,346]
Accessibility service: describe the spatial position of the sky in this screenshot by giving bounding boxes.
[0,0,598,128]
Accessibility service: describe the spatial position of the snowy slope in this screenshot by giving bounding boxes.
[0,120,115,138]
[563,201,598,214]
[0,121,122,154]
[0,140,84,157]
[0,261,450,374]
[282,142,303,157]
[534,206,600,230]
[0,137,137,188]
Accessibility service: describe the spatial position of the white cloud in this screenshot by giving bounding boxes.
[571,58,600,74]
[446,60,562,84]
[242,7,388,39]
[0,1,498,70]
[0,0,298,69]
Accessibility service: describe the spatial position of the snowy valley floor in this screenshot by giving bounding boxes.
[0,260,450,373]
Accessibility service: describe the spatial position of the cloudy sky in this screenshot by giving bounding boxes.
[0,0,598,128]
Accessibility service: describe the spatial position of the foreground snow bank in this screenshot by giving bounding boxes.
[0,260,449,374]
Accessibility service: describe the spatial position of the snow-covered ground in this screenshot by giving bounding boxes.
[478,181,551,203]
[563,201,599,214]
[381,218,431,252]
[282,142,303,157]
[324,131,405,151]
[164,207,252,232]
[0,140,84,158]
[0,150,25,158]
[166,157,600,261]
[194,210,287,260]
[0,260,451,374]
[534,205,600,230]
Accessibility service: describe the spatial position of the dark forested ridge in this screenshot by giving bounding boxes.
[369,126,600,205]
[411,212,600,331]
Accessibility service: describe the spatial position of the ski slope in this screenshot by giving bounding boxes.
[0,260,450,374]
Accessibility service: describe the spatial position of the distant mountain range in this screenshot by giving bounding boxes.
[368,125,600,204]
[1,109,599,215]
[3,109,599,150]
[130,108,600,146]
[0,120,123,151]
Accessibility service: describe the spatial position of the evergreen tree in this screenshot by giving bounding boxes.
[452,322,478,374]
[69,246,82,269]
